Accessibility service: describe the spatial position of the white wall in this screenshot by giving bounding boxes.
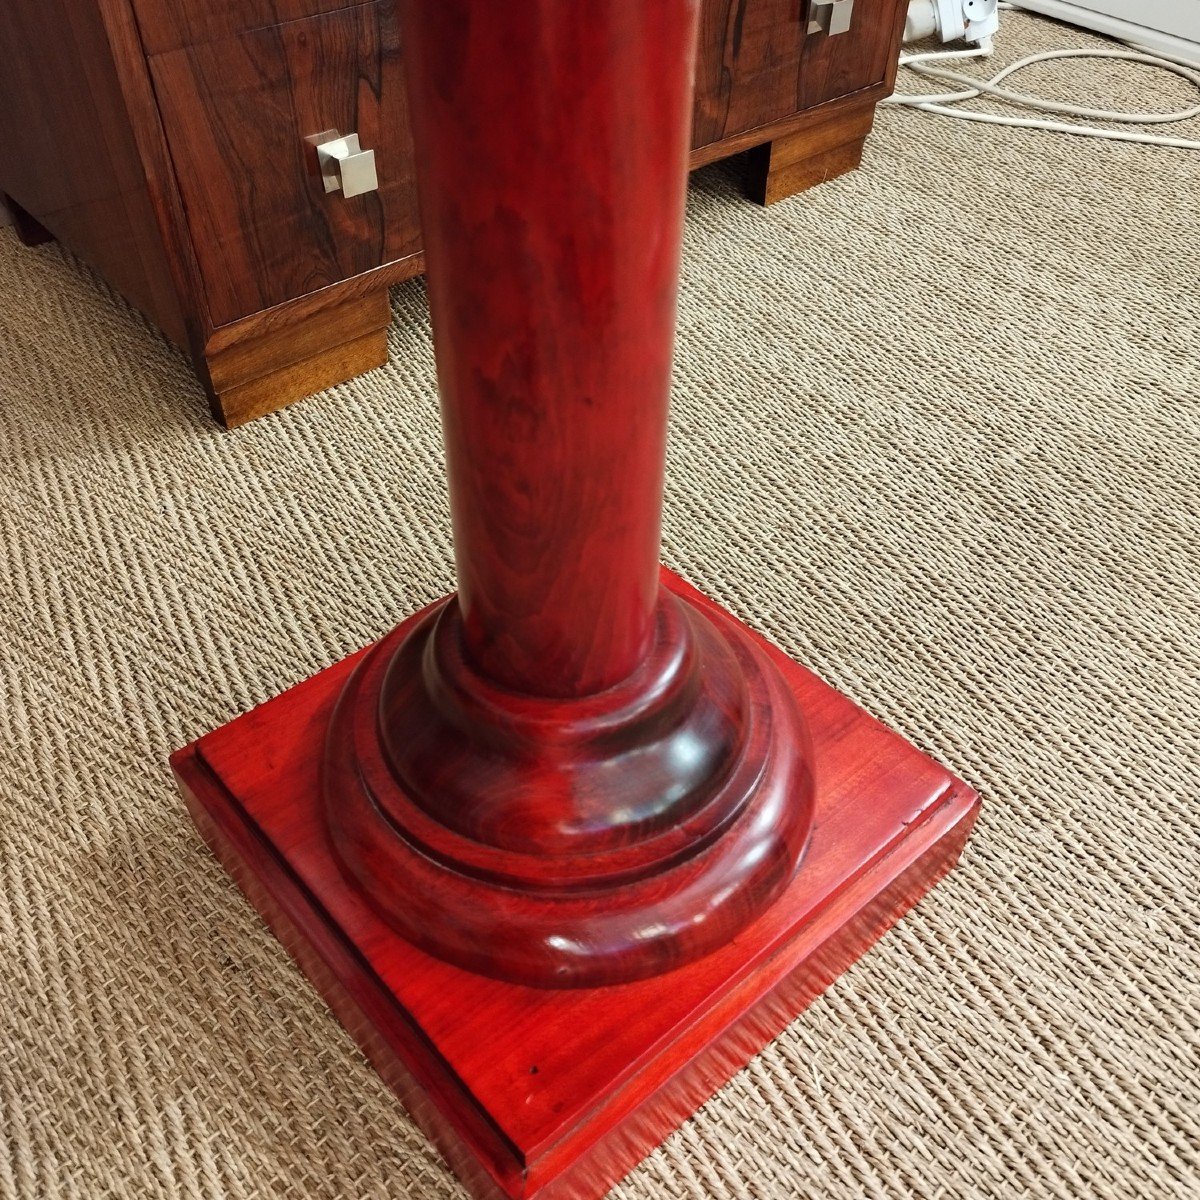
[1015,0,1200,63]
[1074,0,1200,41]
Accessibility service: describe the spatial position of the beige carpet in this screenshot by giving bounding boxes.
[2,11,1197,1199]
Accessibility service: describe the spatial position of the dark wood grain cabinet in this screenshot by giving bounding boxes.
[148,3,420,327]
[0,0,905,426]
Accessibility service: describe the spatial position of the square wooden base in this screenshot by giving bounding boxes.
[172,570,979,1200]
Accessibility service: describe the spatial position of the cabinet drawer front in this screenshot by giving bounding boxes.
[798,0,906,108]
[692,0,903,147]
[693,0,808,146]
[150,2,420,327]
[132,0,367,55]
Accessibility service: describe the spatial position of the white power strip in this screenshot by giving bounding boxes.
[905,0,1000,45]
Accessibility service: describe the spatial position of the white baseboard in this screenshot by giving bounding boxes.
[1012,0,1200,66]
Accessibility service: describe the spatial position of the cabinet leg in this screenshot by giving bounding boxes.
[197,290,391,428]
[2,193,54,247]
[746,103,876,206]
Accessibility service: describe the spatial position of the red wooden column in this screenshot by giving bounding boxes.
[407,2,687,700]
[318,0,817,989]
[172,2,979,1195]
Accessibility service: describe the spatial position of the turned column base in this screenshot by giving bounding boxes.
[172,568,979,1200]
[324,587,815,988]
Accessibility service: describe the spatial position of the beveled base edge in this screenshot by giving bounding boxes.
[172,570,980,1200]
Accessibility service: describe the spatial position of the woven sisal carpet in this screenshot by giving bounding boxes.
[1,12,1197,1199]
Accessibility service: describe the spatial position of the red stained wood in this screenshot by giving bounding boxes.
[173,1,977,1193]
[400,1,694,698]
[174,568,979,1200]
[300,0,818,990]
[322,584,817,987]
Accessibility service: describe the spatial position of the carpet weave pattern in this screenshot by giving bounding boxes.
[1,13,1197,1199]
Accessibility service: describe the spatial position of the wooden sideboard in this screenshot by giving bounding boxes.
[0,0,906,426]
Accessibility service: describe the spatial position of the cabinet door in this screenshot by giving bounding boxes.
[692,0,904,148]
[693,0,808,147]
[150,1,420,326]
[797,0,906,108]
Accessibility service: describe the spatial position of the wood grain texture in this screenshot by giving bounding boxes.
[213,328,388,427]
[747,100,876,203]
[691,0,903,151]
[0,0,189,344]
[402,0,693,698]
[200,289,391,426]
[130,0,368,55]
[798,0,909,108]
[149,0,420,325]
[687,81,886,168]
[692,0,809,147]
[202,254,422,356]
[293,0,816,989]
[322,586,816,987]
[173,568,980,1200]
[170,7,976,1191]
[93,0,218,349]
[202,290,387,392]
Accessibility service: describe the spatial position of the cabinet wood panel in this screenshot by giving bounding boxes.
[0,0,186,341]
[150,1,420,326]
[130,0,366,55]
[798,0,906,108]
[692,0,903,148]
[693,0,808,147]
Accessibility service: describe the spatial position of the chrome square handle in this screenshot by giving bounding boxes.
[309,130,379,199]
[809,0,854,36]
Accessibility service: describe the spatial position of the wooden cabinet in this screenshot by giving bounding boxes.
[692,0,907,203]
[0,0,906,426]
[149,2,420,325]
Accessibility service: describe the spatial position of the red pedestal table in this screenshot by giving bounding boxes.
[172,2,979,1196]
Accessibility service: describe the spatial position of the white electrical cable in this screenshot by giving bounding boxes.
[904,49,1200,122]
[885,19,1200,149]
